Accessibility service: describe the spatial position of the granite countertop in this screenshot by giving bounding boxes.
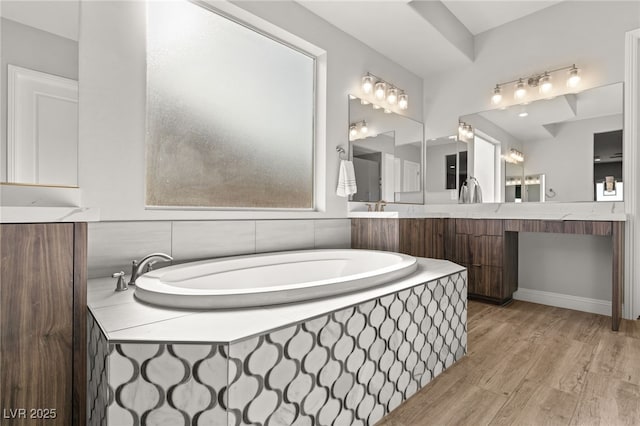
[88,257,465,344]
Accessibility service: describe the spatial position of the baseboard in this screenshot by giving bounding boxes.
[513,287,611,316]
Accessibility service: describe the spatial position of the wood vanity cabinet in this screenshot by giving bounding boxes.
[398,218,446,259]
[450,219,517,304]
[0,223,87,426]
[352,218,517,304]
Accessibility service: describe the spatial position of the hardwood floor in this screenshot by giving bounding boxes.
[379,300,640,426]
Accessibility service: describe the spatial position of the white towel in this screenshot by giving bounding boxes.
[336,160,357,197]
[459,184,469,203]
[471,178,483,203]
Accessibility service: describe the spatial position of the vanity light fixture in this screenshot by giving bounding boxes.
[360,72,408,110]
[361,75,374,94]
[514,79,527,100]
[491,85,502,105]
[458,121,474,139]
[349,120,368,140]
[539,72,552,94]
[490,64,581,105]
[508,148,524,163]
[567,65,581,88]
[374,81,386,100]
[398,93,408,110]
[386,87,398,105]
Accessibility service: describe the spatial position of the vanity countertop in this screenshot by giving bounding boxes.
[0,206,101,223]
[88,257,465,344]
[348,201,626,221]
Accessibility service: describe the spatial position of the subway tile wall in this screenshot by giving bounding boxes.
[88,219,351,278]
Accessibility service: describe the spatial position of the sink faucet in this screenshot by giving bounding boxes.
[375,200,387,212]
[128,252,173,286]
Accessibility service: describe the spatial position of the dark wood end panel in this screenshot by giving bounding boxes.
[73,223,88,426]
[1,223,74,425]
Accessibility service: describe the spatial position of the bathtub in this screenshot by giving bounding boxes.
[134,249,417,309]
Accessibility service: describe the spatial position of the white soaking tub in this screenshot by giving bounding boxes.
[134,249,417,309]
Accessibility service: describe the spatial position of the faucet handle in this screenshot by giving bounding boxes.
[112,271,128,292]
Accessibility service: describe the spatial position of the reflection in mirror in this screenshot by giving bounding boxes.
[425,135,458,204]
[1,1,79,187]
[348,96,424,204]
[461,82,623,203]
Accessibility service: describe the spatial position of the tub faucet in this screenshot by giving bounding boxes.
[128,252,173,286]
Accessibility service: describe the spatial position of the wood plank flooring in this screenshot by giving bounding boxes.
[379,300,640,426]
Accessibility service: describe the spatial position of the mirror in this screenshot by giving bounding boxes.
[348,96,424,204]
[460,82,623,203]
[1,1,79,187]
[425,135,459,204]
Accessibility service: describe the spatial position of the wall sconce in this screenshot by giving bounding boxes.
[361,72,408,110]
[504,148,524,163]
[458,121,473,139]
[491,64,581,105]
[349,120,368,140]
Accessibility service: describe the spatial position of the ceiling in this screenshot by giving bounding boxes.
[1,0,79,41]
[296,0,563,78]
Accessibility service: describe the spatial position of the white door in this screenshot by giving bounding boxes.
[403,160,421,192]
[8,65,78,186]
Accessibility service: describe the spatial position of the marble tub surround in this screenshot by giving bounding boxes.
[348,201,626,221]
[87,259,467,425]
[88,219,350,278]
[88,258,464,343]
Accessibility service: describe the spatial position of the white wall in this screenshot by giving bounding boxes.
[78,0,423,221]
[524,114,623,203]
[424,1,639,306]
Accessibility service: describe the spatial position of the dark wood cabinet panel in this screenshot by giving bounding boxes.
[1,224,74,425]
[399,219,425,257]
[472,235,503,267]
[455,234,471,264]
[351,218,399,252]
[424,218,446,259]
[0,223,86,426]
[563,221,612,236]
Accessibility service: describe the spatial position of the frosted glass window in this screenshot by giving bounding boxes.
[146,1,315,209]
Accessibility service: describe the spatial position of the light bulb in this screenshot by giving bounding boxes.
[567,65,581,88]
[491,85,502,105]
[362,75,374,94]
[465,125,473,139]
[514,79,527,100]
[374,81,386,100]
[398,93,408,110]
[360,121,368,134]
[386,87,398,104]
[518,111,528,118]
[539,73,552,94]
[349,125,358,138]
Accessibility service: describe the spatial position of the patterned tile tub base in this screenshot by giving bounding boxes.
[88,271,467,425]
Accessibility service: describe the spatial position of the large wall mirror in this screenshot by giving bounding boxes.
[146,1,316,209]
[459,82,623,203]
[1,1,79,187]
[349,95,424,204]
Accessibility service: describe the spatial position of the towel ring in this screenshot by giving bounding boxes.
[336,146,347,160]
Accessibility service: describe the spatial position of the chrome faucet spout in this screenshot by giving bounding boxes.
[128,252,173,286]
